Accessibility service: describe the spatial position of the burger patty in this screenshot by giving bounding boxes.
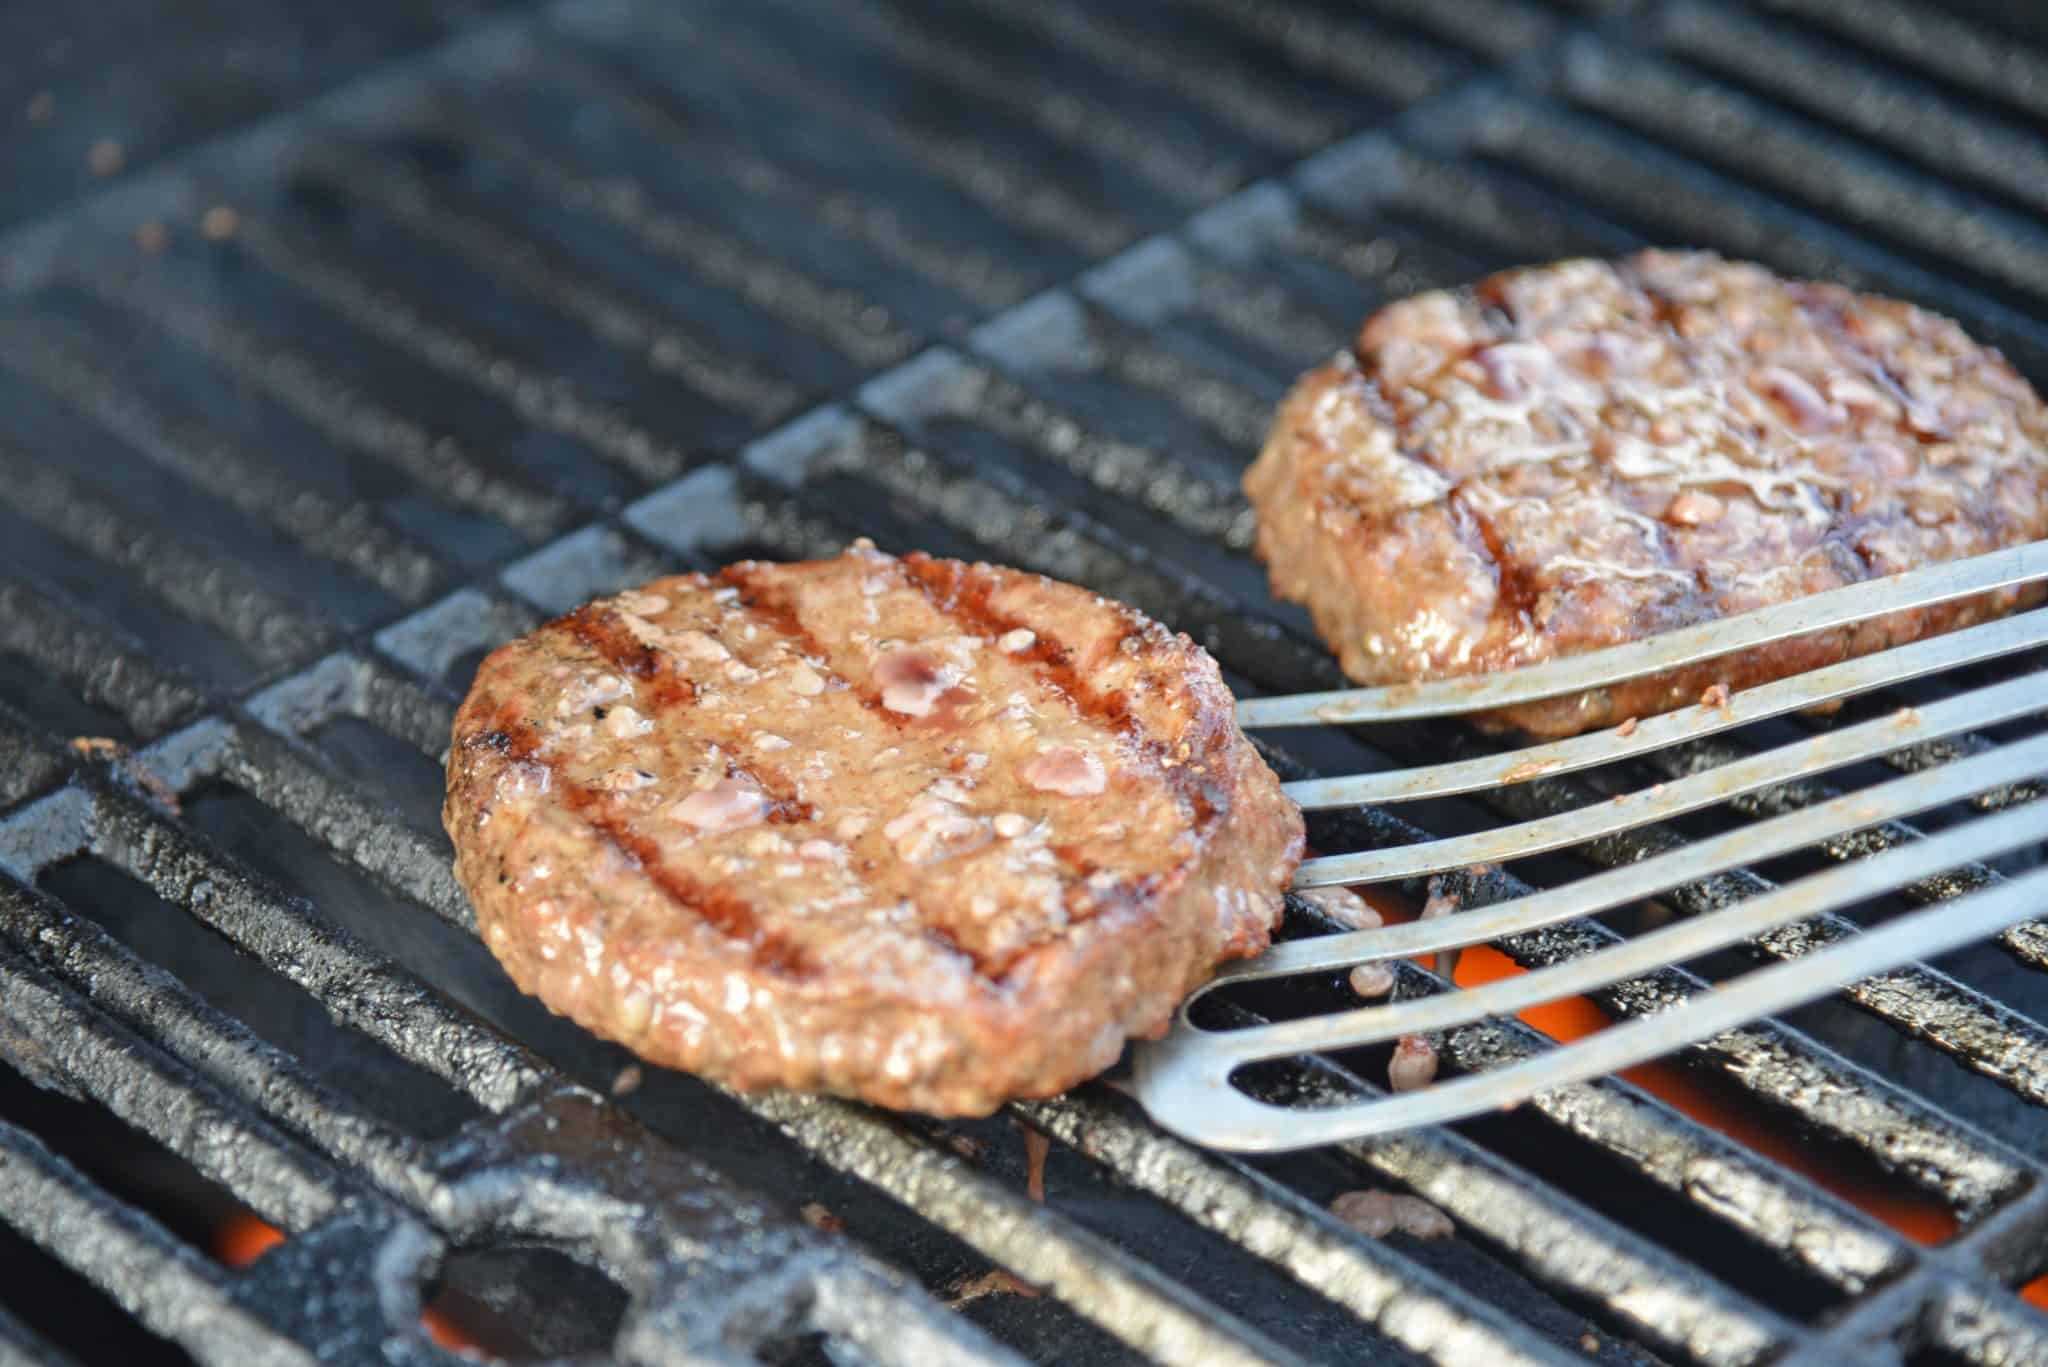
[444,544,1303,1115]
[1245,250,2048,737]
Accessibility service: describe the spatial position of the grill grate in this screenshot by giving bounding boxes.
[4,1,2048,1363]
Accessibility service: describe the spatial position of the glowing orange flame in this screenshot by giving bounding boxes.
[215,1215,483,1351]
[1359,886,2048,1308]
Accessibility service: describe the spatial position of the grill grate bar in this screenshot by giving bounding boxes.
[0,581,199,739]
[518,39,1042,311]
[1211,990,1869,1362]
[735,1090,1314,1367]
[1015,1090,1773,1365]
[1181,0,1496,92]
[0,719,64,813]
[373,590,543,695]
[752,0,1243,205]
[0,932,349,1232]
[0,444,330,673]
[0,1120,311,1367]
[859,343,1256,550]
[1077,233,1346,377]
[1736,0,2048,126]
[1655,2,2048,221]
[972,290,1281,453]
[281,145,840,407]
[399,104,922,369]
[65,262,577,541]
[591,0,1140,260]
[947,0,1389,150]
[1558,39,2048,310]
[75,775,547,1113]
[0,315,441,605]
[0,879,437,1210]
[220,216,715,476]
[1927,1285,2048,1367]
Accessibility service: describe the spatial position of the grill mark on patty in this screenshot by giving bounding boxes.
[1793,286,1952,448]
[1450,489,1537,630]
[704,563,1020,979]
[515,560,1232,985]
[562,787,815,979]
[474,692,817,978]
[719,561,924,731]
[884,552,1218,967]
[896,552,1226,832]
[563,602,699,709]
[561,589,819,822]
[1348,338,1442,485]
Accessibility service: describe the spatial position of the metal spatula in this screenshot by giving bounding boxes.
[1131,541,2048,1151]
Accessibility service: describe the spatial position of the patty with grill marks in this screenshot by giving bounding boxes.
[444,543,1303,1115]
[1246,250,2048,737]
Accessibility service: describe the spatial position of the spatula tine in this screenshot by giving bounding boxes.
[1237,541,2048,730]
[1281,608,2048,811]
[1294,666,2048,886]
[1190,793,2048,1062]
[1134,859,2048,1152]
[1209,726,2048,992]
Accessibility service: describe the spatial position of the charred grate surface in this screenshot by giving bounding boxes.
[5,1,2048,1364]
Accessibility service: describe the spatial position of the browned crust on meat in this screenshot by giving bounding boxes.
[1245,250,2048,736]
[444,546,1302,1115]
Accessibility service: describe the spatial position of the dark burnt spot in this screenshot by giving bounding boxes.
[468,729,515,754]
[766,799,817,824]
[1454,490,1538,630]
[1048,843,1098,876]
[922,924,970,960]
[593,706,608,721]
[891,652,942,687]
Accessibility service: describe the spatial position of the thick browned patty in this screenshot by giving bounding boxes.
[1245,250,2048,737]
[444,545,1303,1115]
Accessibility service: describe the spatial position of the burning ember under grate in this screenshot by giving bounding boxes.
[5,0,2048,1363]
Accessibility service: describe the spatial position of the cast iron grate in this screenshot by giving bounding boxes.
[3,1,2048,1363]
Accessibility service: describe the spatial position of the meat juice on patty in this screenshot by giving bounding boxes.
[444,543,1303,1115]
[1245,250,2048,737]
